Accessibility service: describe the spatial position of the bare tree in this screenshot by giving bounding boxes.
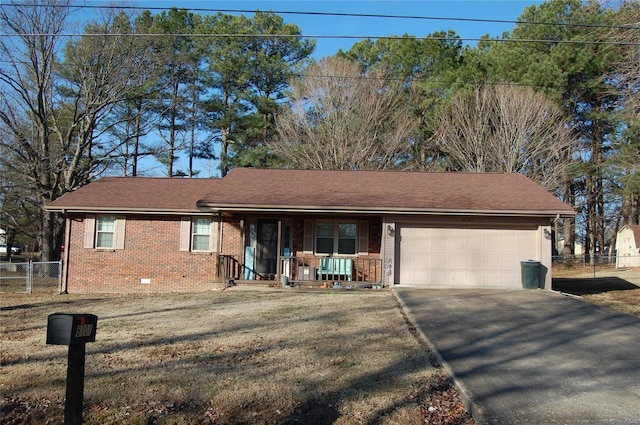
[607,1,640,227]
[436,84,575,191]
[0,1,153,260]
[272,57,420,170]
[610,0,640,120]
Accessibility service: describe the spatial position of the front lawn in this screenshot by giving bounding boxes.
[1,289,473,424]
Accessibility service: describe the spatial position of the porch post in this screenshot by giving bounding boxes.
[382,219,397,287]
[276,220,282,281]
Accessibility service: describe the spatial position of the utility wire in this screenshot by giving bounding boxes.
[0,3,637,45]
[0,3,636,91]
[0,32,638,46]
[1,2,638,31]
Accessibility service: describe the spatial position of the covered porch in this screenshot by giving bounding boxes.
[216,215,387,287]
[218,254,386,287]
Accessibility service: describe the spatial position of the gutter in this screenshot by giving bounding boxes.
[61,213,71,294]
[46,203,576,219]
[45,206,212,216]
[196,203,576,218]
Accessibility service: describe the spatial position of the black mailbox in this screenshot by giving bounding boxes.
[47,313,97,345]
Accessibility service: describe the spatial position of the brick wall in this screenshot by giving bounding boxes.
[65,214,227,294]
[220,218,243,256]
[63,213,383,292]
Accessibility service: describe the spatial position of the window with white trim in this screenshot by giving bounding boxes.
[96,216,116,248]
[83,214,126,249]
[191,218,212,251]
[315,221,357,255]
[179,216,218,252]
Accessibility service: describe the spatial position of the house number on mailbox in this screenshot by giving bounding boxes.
[75,324,94,338]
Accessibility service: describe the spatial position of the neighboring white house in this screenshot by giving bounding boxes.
[0,228,5,245]
[616,224,640,268]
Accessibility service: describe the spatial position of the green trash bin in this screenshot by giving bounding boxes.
[520,260,541,289]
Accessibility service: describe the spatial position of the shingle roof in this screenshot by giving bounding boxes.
[197,168,575,216]
[46,169,575,217]
[46,177,219,213]
[624,224,640,247]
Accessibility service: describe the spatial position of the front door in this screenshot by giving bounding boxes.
[255,220,278,276]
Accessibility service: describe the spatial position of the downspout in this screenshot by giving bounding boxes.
[276,220,282,283]
[62,213,71,294]
[217,213,223,281]
[217,213,223,253]
[554,214,560,256]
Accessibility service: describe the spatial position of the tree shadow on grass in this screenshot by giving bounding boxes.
[552,276,639,295]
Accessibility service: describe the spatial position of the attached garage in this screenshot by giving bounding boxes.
[397,224,539,288]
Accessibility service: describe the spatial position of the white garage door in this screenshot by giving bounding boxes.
[398,226,537,288]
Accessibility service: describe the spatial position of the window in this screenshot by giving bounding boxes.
[191,218,211,251]
[96,216,116,248]
[179,216,218,252]
[338,223,357,254]
[316,222,334,254]
[315,222,357,255]
[84,214,125,249]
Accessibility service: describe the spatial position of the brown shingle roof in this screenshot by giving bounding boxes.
[46,177,219,213]
[46,169,575,217]
[199,168,574,216]
[625,224,640,247]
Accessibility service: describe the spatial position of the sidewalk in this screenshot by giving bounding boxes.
[394,288,640,424]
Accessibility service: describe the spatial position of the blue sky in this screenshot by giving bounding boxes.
[88,0,545,58]
[82,0,546,177]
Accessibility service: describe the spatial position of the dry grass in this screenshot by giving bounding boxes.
[0,288,472,424]
[552,267,640,318]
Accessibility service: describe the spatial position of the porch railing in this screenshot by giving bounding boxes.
[218,255,383,285]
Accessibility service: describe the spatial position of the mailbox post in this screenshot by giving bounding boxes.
[46,313,97,425]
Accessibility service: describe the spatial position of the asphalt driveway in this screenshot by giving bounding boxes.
[394,288,640,424]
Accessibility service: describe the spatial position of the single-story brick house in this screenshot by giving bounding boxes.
[615,224,640,268]
[46,168,575,293]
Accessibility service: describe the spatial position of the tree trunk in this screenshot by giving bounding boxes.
[189,86,196,178]
[594,129,606,258]
[41,206,54,262]
[168,79,180,178]
[220,128,229,177]
[562,181,576,256]
[586,170,596,265]
[632,193,640,224]
[132,98,143,177]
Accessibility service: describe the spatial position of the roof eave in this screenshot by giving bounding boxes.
[197,202,576,218]
[45,206,213,215]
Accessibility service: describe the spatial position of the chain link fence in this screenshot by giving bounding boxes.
[553,254,640,267]
[552,254,616,267]
[553,254,640,278]
[0,260,62,294]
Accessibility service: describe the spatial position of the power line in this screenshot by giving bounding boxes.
[1,3,637,46]
[0,32,638,46]
[1,2,638,31]
[131,6,640,32]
